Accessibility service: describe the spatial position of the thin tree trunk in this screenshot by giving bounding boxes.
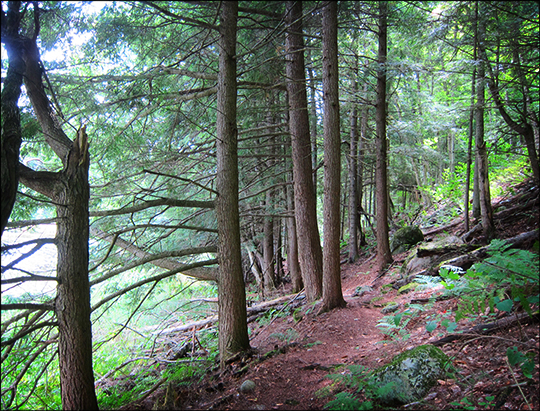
[285,0,323,302]
[348,85,359,262]
[321,1,346,312]
[375,1,393,272]
[475,2,495,240]
[216,1,250,368]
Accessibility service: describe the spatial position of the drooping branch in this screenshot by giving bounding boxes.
[90,227,218,282]
[91,258,218,312]
[89,197,214,217]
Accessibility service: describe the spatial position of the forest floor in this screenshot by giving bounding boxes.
[125,180,539,411]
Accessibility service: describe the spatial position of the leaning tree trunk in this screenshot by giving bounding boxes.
[285,0,323,302]
[216,0,250,368]
[375,1,393,272]
[1,3,25,236]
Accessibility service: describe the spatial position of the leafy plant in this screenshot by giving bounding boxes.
[439,239,539,322]
[506,347,535,379]
[324,365,395,410]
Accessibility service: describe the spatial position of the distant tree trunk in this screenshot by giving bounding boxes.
[464,62,476,232]
[375,1,393,272]
[286,170,303,292]
[475,4,495,241]
[306,46,319,194]
[216,1,250,368]
[348,59,360,263]
[321,1,346,312]
[285,0,323,302]
[263,191,275,292]
[0,3,25,236]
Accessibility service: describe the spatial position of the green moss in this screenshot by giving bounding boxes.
[398,282,419,294]
[370,345,450,405]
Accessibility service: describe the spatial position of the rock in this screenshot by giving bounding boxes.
[239,379,256,394]
[401,235,467,278]
[381,302,399,314]
[370,345,449,405]
[390,226,424,254]
[353,285,373,297]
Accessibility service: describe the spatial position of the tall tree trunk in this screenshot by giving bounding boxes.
[375,1,393,272]
[9,6,99,407]
[306,46,319,194]
[0,2,25,236]
[216,1,250,368]
[464,62,476,232]
[285,0,323,302]
[321,1,346,312]
[475,1,495,241]
[55,127,99,410]
[348,59,360,263]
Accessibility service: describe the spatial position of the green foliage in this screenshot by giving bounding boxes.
[375,305,426,344]
[439,239,539,322]
[506,347,535,379]
[324,365,397,410]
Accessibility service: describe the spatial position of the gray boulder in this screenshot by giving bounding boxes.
[370,345,449,405]
[390,226,424,254]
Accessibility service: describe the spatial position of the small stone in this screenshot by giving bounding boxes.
[239,379,256,393]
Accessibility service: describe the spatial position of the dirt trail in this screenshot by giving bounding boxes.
[131,180,539,410]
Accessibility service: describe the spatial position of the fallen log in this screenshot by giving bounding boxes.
[442,229,539,269]
[150,292,305,336]
[430,311,539,346]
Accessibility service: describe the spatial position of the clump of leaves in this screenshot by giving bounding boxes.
[324,365,396,410]
[439,239,539,322]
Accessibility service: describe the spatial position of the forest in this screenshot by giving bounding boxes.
[1,1,538,410]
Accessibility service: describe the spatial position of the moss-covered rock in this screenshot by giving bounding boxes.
[397,282,419,294]
[390,226,424,254]
[370,345,449,405]
[381,302,400,314]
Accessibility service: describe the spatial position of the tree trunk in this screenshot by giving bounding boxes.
[285,0,323,302]
[348,60,360,262]
[0,2,25,236]
[475,2,495,240]
[321,1,346,312]
[375,1,393,272]
[55,127,99,410]
[9,7,99,407]
[286,172,303,292]
[216,1,250,368]
[263,190,275,292]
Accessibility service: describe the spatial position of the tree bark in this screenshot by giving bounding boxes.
[285,0,323,302]
[55,127,99,410]
[216,1,250,368]
[475,2,495,241]
[0,2,25,236]
[321,1,346,312]
[375,1,393,272]
[348,56,360,263]
[5,4,99,407]
[286,171,303,292]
